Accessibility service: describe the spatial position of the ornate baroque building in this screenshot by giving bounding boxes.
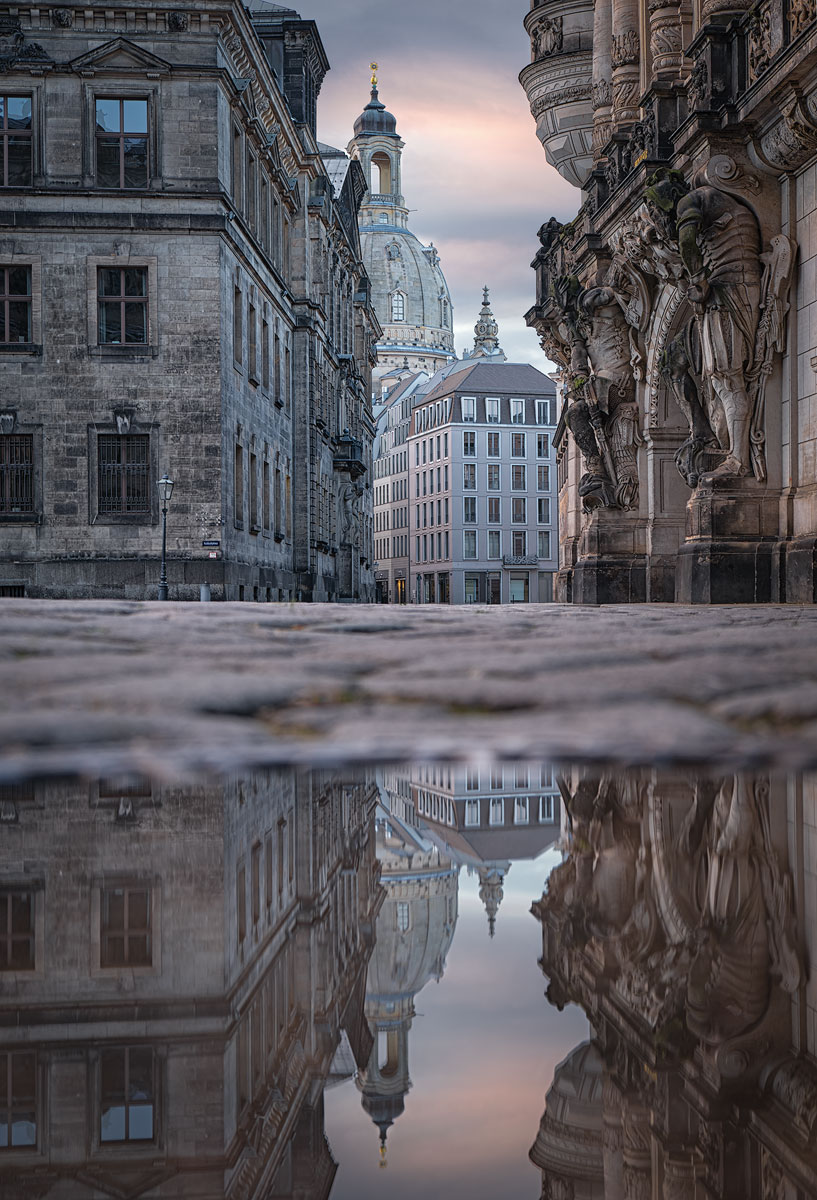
[0,0,379,602]
[347,73,456,382]
[520,0,817,603]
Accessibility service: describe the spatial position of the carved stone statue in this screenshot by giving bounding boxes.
[562,283,642,511]
[338,481,363,544]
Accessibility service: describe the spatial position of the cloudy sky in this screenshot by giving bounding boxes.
[297,0,579,368]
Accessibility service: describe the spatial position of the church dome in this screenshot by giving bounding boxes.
[354,86,398,139]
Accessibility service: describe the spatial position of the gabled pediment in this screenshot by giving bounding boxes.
[70,38,172,75]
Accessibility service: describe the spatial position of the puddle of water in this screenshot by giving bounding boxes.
[0,765,814,1198]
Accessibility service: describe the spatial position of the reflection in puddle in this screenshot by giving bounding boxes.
[0,766,813,1197]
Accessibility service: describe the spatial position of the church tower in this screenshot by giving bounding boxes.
[348,67,456,382]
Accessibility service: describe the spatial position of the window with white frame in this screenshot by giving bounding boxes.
[538,464,550,491]
[463,496,477,523]
[463,530,477,559]
[536,400,550,425]
[511,399,525,424]
[465,798,480,826]
[538,497,550,524]
[486,397,500,423]
[462,397,476,422]
[463,464,476,489]
[391,292,405,321]
[487,431,500,457]
[512,465,526,490]
[512,498,526,523]
[487,530,501,559]
[538,530,551,558]
[488,497,500,523]
[466,767,479,791]
[487,465,500,490]
[514,798,529,824]
[539,794,554,822]
[537,433,550,457]
[511,432,526,457]
[463,431,476,456]
[396,901,410,932]
[489,798,503,825]
[490,768,503,790]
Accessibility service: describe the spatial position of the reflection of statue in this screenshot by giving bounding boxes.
[339,481,363,544]
[563,285,642,511]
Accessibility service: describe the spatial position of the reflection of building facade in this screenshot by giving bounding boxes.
[520,0,817,604]
[355,804,458,1161]
[0,770,381,1198]
[531,769,817,1198]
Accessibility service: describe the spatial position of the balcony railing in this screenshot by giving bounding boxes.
[502,555,540,567]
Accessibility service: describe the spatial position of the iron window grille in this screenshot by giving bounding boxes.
[95,98,148,189]
[0,266,31,343]
[97,434,150,515]
[0,435,33,514]
[0,96,32,188]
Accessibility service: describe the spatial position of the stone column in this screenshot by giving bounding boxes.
[593,0,614,156]
[612,0,641,126]
[648,0,686,81]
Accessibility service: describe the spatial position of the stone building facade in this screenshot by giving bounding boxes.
[0,768,382,1197]
[0,0,379,602]
[347,76,456,382]
[520,0,817,603]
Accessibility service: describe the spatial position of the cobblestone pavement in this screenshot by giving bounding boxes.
[2,600,817,781]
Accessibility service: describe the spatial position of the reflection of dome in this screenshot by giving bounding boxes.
[529,1041,605,1199]
[354,86,398,139]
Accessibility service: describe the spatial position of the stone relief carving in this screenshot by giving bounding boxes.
[531,85,591,118]
[789,0,817,38]
[533,15,563,59]
[52,8,73,27]
[167,11,189,32]
[748,4,774,81]
[612,30,641,67]
[591,79,611,109]
[760,94,817,170]
[0,17,52,70]
[687,59,708,109]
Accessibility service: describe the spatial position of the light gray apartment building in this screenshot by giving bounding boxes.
[372,367,427,603]
[408,360,558,605]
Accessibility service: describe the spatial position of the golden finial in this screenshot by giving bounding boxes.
[370,61,379,87]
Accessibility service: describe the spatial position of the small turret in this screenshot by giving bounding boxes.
[465,287,506,361]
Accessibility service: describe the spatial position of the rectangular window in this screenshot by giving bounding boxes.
[491,768,503,790]
[0,1051,36,1148]
[247,151,257,228]
[251,843,261,927]
[514,798,529,824]
[487,530,501,559]
[416,535,420,559]
[538,530,551,559]
[260,173,270,251]
[422,439,427,464]
[540,794,554,822]
[511,399,525,424]
[0,266,31,343]
[463,431,476,456]
[537,433,550,457]
[463,497,476,523]
[238,861,247,940]
[234,443,244,525]
[489,798,503,825]
[488,497,500,523]
[232,124,243,208]
[437,531,442,558]
[0,435,34,516]
[233,287,242,364]
[262,319,270,389]
[263,459,270,531]
[463,464,476,490]
[486,397,500,423]
[487,431,500,457]
[396,901,410,932]
[536,400,550,425]
[538,463,550,491]
[249,451,258,529]
[444,433,448,456]
[487,464,500,490]
[97,435,150,515]
[512,530,527,556]
[444,465,448,489]
[512,432,526,457]
[463,530,477,559]
[444,497,449,522]
[100,1047,154,1143]
[512,498,526,524]
[512,465,526,490]
[0,96,32,187]
[423,534,428,561]
[466,767,479,792]
[464,798,480,826]
[462,397,475,422]
[248,302,257,380]
[415,443,420,466]
[0,892,34,971]
[100,885,151,967]
[464,574,478,603]
[515,766,529,788]
[95,98,148,189]
[444,530,449,558]
[538,497,550,524]
[97,267,147,344]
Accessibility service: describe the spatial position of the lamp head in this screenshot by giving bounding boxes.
[157,474,174,504]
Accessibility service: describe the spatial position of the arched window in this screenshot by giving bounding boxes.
[391,292,405,322]
[378,212,389,224]
[371,151,391,194]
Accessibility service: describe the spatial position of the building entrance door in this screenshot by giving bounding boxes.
[487,575,501,605]
[510,574,529,603]
[395,578,406,604]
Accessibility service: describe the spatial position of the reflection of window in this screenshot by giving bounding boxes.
[0,1051,36,1149]
[466,767,479,791]
[515,767,529,788]
[0,96,32,187]
[514,798,529,824]
[491,768,503,790]
[540,794,554,822]
[0,892,34,971]
[97,267,147,344]
[465,799,479,825]
[396,901,410,932]
[489,798,503,824]
[391,292,404,321]
[101,885,151,967]
[100,1047,154,1142]
[95,98,148,189]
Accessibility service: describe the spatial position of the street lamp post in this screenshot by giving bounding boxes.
[157,474,174,601]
